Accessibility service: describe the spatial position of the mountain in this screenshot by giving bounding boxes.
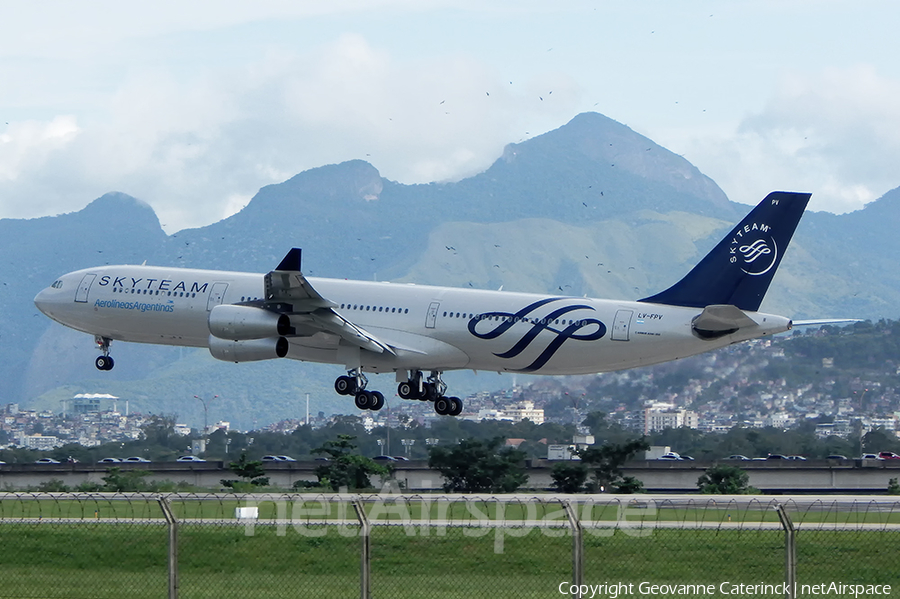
[4,112,900,428]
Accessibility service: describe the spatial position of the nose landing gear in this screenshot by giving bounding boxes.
[94,336,114,371]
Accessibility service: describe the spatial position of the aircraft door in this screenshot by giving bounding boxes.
[612,309,633,341]
[425,301,440,329]
[207,282,229,311]
[75,274,96,303]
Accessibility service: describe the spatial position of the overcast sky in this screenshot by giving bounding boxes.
[2,1,899,233]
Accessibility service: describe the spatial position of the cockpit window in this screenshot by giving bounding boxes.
[51,280,63,289]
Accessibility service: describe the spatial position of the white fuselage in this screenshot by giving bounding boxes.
[34,264,792,377]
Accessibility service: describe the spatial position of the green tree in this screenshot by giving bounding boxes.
[36,479,70,492]
[428,437,528,493]
[580,411,631,445]
[888,478,900,495]
[697,464,756,494]
[576,437,650,492]
[550,461,589,493]
[221,452,269,489]
[612,476,645,494]
[312,434,388,491]
[101,467,150,492]
[141,415,179,447]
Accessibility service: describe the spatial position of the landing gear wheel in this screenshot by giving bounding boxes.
[335,376,357,395]
[397,381,414,399]
[422,382,438,401]
[95,355,114,371]
[369,391,385,411]
[354,390,373,410]
[434,396,451,415]
[447,396,462,416]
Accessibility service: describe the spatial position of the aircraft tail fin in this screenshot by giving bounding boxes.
[639,191,810,312]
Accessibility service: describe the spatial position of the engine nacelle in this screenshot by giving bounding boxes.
[208,335,289,363]
[208,304,293,340]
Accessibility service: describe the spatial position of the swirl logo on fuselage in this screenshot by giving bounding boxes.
[467,297,607,372]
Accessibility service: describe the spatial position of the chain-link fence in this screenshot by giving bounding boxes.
[0,493,897,598]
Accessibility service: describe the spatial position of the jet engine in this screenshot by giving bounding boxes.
[208,304,293,340]
[208,335,289,363]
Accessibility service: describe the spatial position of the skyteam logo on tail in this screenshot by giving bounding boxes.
[730,222,777,276]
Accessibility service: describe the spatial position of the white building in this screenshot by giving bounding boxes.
[473,401,544,424]
[766,412,795,429]
[642,407,699,434]
[18,434,62,450]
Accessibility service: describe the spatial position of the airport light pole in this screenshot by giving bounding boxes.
[401,438,415,457]
[193,394,218,436]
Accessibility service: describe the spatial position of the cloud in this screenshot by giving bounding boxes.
[0,31,577,232]
[683,65,900,213]
[0,116,83,215]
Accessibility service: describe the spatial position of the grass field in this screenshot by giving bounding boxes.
[1,495,898,598]
[0,524,896,598]
[3,494,900,526]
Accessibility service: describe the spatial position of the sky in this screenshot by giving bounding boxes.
[2,0,899,233]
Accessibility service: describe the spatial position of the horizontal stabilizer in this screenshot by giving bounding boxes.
[692,304,758,339]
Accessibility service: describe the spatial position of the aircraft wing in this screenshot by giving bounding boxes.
[264,249,395,355]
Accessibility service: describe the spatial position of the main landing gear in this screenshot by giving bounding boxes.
[397,370,463,416]
[94,336,115,371]
[334,369,385,411]
[333,369,464,416]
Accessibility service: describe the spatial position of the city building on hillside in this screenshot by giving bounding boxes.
[472,400,544,424]
[18,433,61,450]
[504,401,545,424]
[766,412,795,429]
[641,404,699,434]
[208,421,230,434]
[62,393,120,417]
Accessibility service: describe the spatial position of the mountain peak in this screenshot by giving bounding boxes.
[84,191,154,214]
[483,111,734,219]
[69,192,161,233]
[278,159,383,201]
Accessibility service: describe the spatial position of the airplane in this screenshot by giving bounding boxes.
[35,191,817,417]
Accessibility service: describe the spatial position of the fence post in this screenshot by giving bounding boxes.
[563,500,583,599]
[774,504,796,599]
[352,499,371,599]
[157,495,179,599]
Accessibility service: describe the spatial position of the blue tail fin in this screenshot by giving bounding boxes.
[639,191,810,311]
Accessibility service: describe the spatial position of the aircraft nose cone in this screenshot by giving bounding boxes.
[34,288,53,316]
